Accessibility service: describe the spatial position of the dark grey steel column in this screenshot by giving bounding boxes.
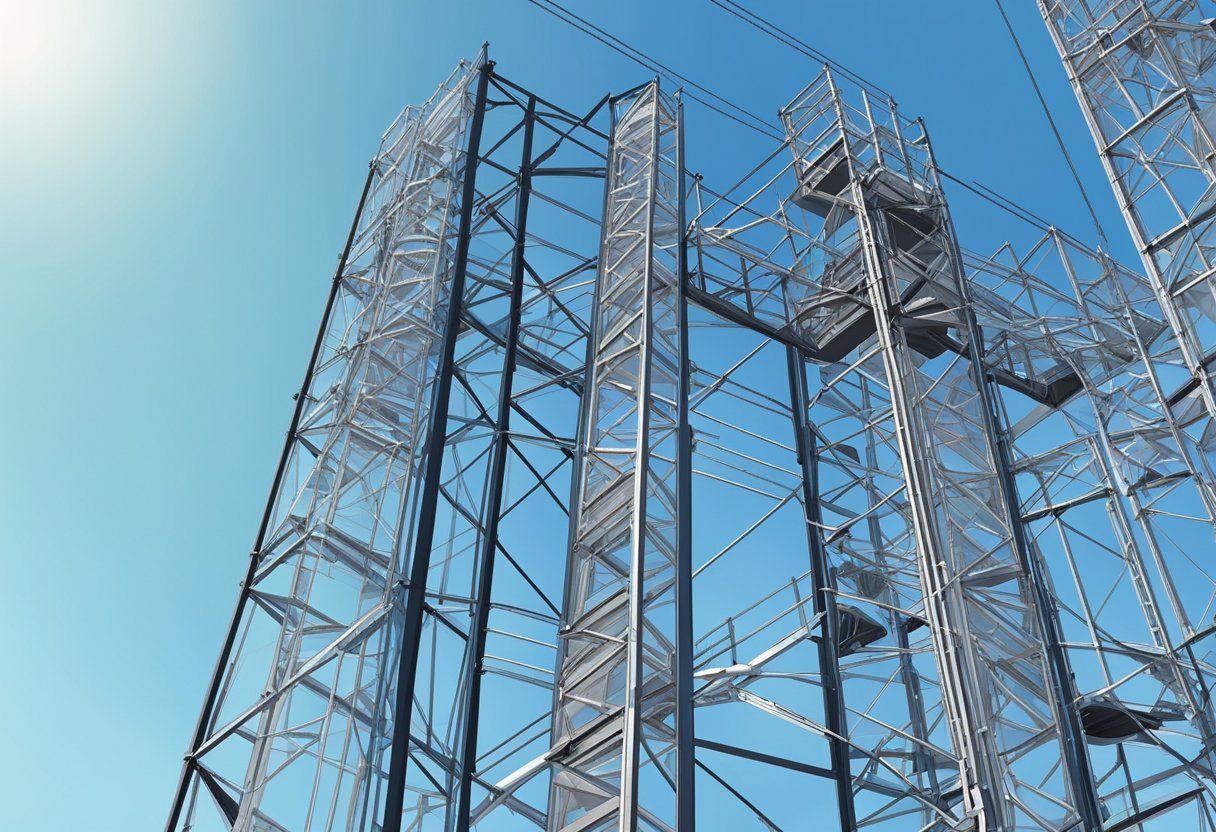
[382,58,494,832]
[786,347,858,832]
[674,93,696,832]
[453,94,536,832]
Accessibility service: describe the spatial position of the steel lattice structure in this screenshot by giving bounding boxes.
[168,16,1216,830]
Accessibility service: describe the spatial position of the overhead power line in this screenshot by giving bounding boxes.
[522,0,783,141]
[992,0,1109,247]
[707,0,892,100]
[518,0,1105,247]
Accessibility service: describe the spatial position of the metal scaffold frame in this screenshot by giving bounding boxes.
[169,25,1216,831]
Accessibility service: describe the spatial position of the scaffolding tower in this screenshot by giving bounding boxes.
[168,23,1216,832]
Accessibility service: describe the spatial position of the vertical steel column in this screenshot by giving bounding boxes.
[860,375,943,819]
[786,347,858,831]
[452,94,536,831]
[673,93,696,832]
[381,57,494,832]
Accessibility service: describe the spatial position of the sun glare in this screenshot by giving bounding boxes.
[0,2,119,139]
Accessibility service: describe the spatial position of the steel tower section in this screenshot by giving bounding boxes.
[548,83,691,832]
[166,58,485,832]
[1040,0,1216,428]
[976,229,1216,830]
[166,53,615,832]
[1037,1,1216,826]
[777,70,1100,831]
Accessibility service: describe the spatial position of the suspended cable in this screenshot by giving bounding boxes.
[522,0,784,142]
[519,0,1107,250]
[938,170,1053,236]
[707,0,892,100]
[992,0,1109,247]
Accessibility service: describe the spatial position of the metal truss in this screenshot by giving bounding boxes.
[1040,0,1216,427]
[548,82,690,832]
[170,31,1216,832]
[1038,1,1216,827]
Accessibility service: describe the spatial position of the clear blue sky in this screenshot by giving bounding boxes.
[0,1,1135,828]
